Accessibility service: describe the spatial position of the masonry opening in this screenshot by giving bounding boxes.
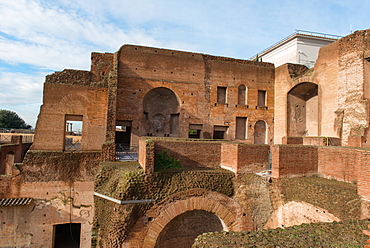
[287,82,318,136]
[155,210,224,248]
[65,115,82,151]
[258,90,266,107]
[213,125,228,139]
[143,87,180,137]
[254,120,267,144]
[217,87,227,104]
[238,84,247,105]
[188,124,202,138]
[115,120,132,146]
[236,117,247,139]
[53,223,81,248]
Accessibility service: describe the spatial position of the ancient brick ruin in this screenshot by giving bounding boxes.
[1,29,370,247]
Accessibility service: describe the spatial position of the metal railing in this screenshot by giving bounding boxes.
[116,144,138,161]
[65,139,81,151]
[0,134,11,143]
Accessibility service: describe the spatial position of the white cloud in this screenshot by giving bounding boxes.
[0,0,369,128]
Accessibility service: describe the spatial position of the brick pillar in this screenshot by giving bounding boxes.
[271,145,280,178]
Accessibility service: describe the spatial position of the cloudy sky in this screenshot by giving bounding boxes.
[0,0,369,127]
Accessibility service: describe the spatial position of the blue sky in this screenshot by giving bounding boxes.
[0,0,369,127]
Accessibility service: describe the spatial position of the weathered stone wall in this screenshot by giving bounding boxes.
[0,181,94,248]
[32,83,108,151]
[274,29,370,147]
[0,142,31,175]
[116,45,274,146]
[21,150,101,182]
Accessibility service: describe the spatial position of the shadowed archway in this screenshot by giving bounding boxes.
[143,87,180,137]
[287,82,318,136]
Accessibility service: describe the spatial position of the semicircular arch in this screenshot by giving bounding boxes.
[139,189,251,247]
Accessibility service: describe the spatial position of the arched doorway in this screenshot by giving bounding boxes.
[254,120,267,144]
[287,82,318,136]
[143,87,180,137]
[155,210,224,248]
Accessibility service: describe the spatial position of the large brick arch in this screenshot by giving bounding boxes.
[124,189,252,247]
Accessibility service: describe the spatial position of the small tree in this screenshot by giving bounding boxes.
[0,109,31,129]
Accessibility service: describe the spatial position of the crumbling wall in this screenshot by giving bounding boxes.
[32,82,108,151]
[0,181,94,247]
[335,31,370,146]
[21,150,101,182]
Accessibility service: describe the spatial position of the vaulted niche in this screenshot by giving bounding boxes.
[155,210,224,248]
[143,87,180,137]
[287,82,318,137]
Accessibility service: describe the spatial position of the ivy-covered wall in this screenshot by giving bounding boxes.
[93,161,234,247]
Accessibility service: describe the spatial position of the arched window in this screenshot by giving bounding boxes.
[254,120,267,144]
[238,84,247,106]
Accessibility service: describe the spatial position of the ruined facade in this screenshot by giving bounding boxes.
[275,29,370,147]
[1,29,370,247]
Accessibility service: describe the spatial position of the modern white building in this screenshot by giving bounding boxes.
[252,30,342,68]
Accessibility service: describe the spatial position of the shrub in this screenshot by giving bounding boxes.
[154,150,182,171]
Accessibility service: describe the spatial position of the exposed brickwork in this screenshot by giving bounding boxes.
[154,140,222,168]
[318,146,361,183]
[271,145,318,178]
[21,150,101,182]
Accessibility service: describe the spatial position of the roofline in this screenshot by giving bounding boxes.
[250,30,343,60]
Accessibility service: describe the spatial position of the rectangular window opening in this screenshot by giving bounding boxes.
[53,223,81,248]
[116,120,132,146]
[188,124,202,138]
[213,125,228,139]
[217,87,227,104]
[236,117,248,139]
[65,115,83,151]
[258,90,266,107]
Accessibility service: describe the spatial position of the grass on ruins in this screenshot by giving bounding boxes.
[193,219,370,248]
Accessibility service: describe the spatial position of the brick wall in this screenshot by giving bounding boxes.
[154,140,222,168]
[318,146,361,183]
[357,151,370,200]
[271,145,318,178]
[220,143,238,173]
[237,144,269,173]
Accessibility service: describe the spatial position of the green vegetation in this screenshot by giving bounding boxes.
[0,109,31,129]
[193,219,370,248]
[154,150,182,171]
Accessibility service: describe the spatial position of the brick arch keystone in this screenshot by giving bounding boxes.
[136,189,252,247]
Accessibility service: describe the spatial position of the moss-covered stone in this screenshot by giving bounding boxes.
[93,162,234,247]
[193,219,370,248]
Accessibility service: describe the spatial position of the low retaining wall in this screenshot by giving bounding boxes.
[154,140,222,168]
[139,138,270,174]
[271,145,365,184]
